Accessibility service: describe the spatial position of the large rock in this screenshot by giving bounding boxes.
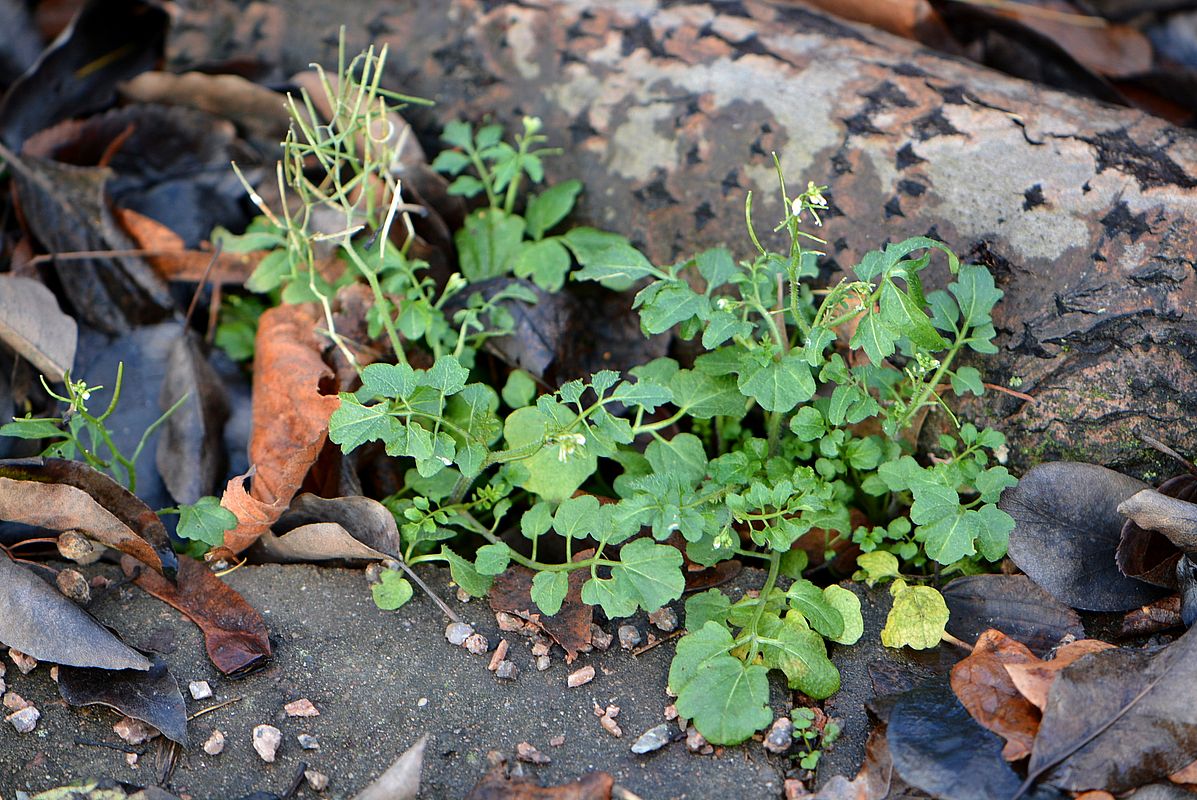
[248,0,1197,479]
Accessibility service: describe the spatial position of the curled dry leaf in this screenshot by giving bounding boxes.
[123,555,270,675]
[1121,595,1184,638]
[58,655,188,744]
[1023,625,1197,794]
[0,274,76,381]
[114,207,258,285]
[0,458,173,574]
[351,733,426,800]
[1117,475,1197,589]
[942,574,1084,657]
[254,493,402,562]
[156,329,230,504]
[220,304,342,553]
[808,727,897,800]
[464,764,614,800]
[948,629,1040,761]
[1003,640,1117,713]
[0,551,150,671]
[1002,462,1161,611]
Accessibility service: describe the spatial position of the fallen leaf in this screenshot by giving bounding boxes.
[489,550,594,662]
[949,629,1041,761]
[352,734,426,800]
[1002,462,1162,611]
[464,764,613,800]
[114,207,259,284]
[942,574,1084,656]
[1117,475,1197,589]
[261,494,402,561]
[156,330,230,504]
[0,550,150,671]
[0,458,173,574]
[123,554,270,675]
[0,0,167,149]
[1002,639,1116,714]
[887,678,1063,800]
[1170,759,1197,785]
[58,655,187,744]
[807,726,897,800]
[1022,625,1197,793]
[1120,595,1184,638]
[0,275,77,381]
[219,303,341,553]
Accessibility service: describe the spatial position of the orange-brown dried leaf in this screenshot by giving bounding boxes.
[1171,759,1197,785]
[220,303,341,552]
[123,554,270,675]
[489,550,594,662]
[465,765,613,800]
[1121,595,1183,638]
[948,629,1040,761]
[1003,639,1116,712]
[1073,793,1116,800]
[114,207,259,284]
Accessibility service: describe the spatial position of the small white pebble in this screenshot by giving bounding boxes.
[496,612,526,631]
[8,649,36,674]
[550,734,565,747]
[590,624,613,651]
[531,639,551,657]
[203,730,225,756]
[3,692,29,711]
[567,665,595,688]
[617,625,642,649]
[298,733,321,750]
[125,752,138,768]
[599,714,622,738]
[764,716,794,754]
[189,681,213,700]
[445,622,474,646]
[686,725,708,753]
[6,706,39,734]
[664,704,678,721]
[285,698,320,717]
[516,741,550,764]
[535,655,551,672]
[253,724,283,762]
[464,633,489,655]
[631,724,671,754]
[496,660,519,681]
[456,587,472,603]
[305,769,329,791]
[417,697,429,708]
[48,667,58,683]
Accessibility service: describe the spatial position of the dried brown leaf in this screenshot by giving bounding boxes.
[949,629,1041,761]
[0,274,76,381]
[1003,639,1115,712]
[489,550,594,662]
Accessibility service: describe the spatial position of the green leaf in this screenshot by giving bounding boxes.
[645,434,707,487]
[441,120,473,149]
[850,314,897,365]
[974,503,1014,561]
[804,327,836,367]
[855,551,901,586]
[609,379,673,412]
[950,366,985,396]
[920,508,978,564]
[974,467,1017,504]
[881,581,949,649]
[245,249,290,293]
[779,548,809,579]
[430,149,470,175]
[951,264,1003,326]
[789,407,825,442]
[845,437,882,471]
[822,585,864,645]
[702,310,752,349]
[474,543,511,575]
[456,208,527,281]
[531,570,570,616]
[757,613,840,699]
[554,494,601,539]
[609,537,685,612]
[566,233,658,290]
[684,589,731,632]
[503,406,596,503]
[670,622,773,745]
[513,238,572,292]
[636,282,710,335]
[521,502,555,539]
[786,580,844,640]
[526,180,582,240]
[447,174,485,198]
[580,575,638,618]
[0,417,65,440]
[442,547,494,597]
[696,248,737,290]
[328,394,400,453]
[669,369,744,419]
[372,571,414,611]
[737,353,815,413]
[502,369,538,409]
[175,496,237,548]
[880,280,946,350]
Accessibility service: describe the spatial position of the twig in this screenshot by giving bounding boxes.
[74,737,143,754]
[632,629,682,657]
[950,0,1108,27]
[982,382,1035,403]
[188,696,244,721]
[283,760,309,799]
[940,631,974,652]
[393,559,463,625]
[183,239,223,329]
[1141,434,1197,477]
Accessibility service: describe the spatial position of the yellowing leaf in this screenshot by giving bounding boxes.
[882,583,949,650]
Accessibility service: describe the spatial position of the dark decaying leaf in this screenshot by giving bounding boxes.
[255,494,401,562]
[220,304,342,553]
[1022,625,1197,794]
[0,274,77,381]
[948,630,1041,761]
[887,677,1064,800]
[489,552,594,662]
[123,555,270,675]
[0,0,167,149]
[942,574,1084,656]
[351,734,426,800]
[465,765,613,800]
[0,551,150,671]
[0,458,174,574]
[156,330,230,505]
[809,726,900,800]
[1001,462,1162,611]
[4,151,174,334]
[1118,476,1197,588]
[1121,595,1184,638]
[58,655,187,744]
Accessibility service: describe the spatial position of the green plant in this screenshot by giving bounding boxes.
[791,707,841,771]
[0,365,236,552]
[327,142,1014,744]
